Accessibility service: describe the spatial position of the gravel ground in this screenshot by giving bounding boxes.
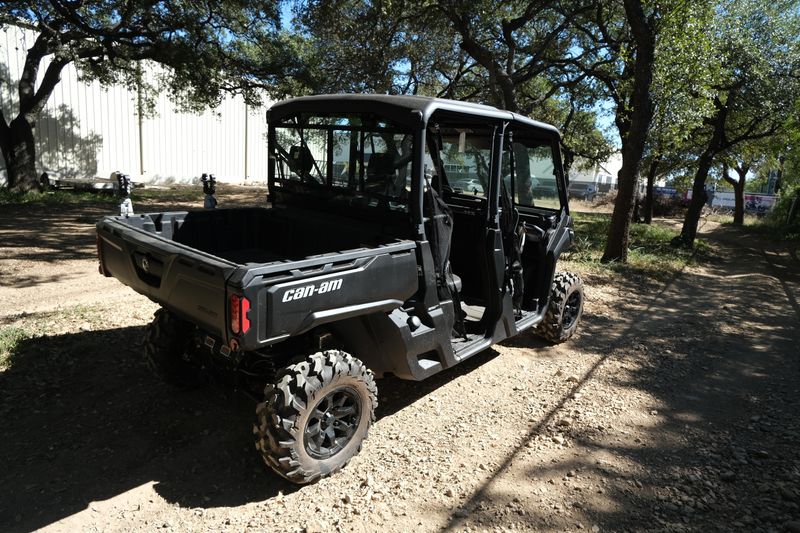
[0,193,798,533]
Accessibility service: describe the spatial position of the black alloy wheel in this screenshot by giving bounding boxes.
[304,386,362,459]
[562,290,583,330]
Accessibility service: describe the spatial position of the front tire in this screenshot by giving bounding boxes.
[254,350,377,484]
[536,272,585,343]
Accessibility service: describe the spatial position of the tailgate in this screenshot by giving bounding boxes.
[233,242,419,349]
[97,217,238,335]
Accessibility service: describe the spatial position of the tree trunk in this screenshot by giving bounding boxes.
[1,34,67,193]
[604,150,640,261]
[643,156,659,224]
[601,0,656,263]
[676,91,731,247]
[728,162,749,225]
[1,115,40,193]
[733,181,745,224]
[677,150,714,246]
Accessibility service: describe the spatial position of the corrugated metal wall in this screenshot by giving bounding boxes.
[1,26,271,184]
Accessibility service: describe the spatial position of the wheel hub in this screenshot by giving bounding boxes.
[562,291,582,329]
[304,386,361,460]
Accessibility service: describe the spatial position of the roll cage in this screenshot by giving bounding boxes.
[266,95,568,241]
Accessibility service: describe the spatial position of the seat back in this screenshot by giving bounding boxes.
[288,145,314,176]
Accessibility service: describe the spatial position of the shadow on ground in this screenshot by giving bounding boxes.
[0,326,291,532]
[0,319,505,532]
[3,216,799,532]
[438,223,800,531]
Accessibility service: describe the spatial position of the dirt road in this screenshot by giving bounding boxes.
[1,199,798,533]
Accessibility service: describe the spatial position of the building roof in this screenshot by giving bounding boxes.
[267,94,560,137]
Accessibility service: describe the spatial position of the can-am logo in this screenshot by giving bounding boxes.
[282,279,343,302]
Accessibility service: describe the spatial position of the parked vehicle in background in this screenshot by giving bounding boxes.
[451,178,485,195]
[96,94,585,485]
[568,181,597,201]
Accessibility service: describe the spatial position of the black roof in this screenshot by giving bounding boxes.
[267,94,560,137]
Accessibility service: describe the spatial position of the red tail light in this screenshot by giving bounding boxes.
[230,294,251,335]
[241,296,250,334]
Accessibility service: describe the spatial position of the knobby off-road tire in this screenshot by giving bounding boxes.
[254,350,377,484]
[536,271,585,344]
[144,308,203,387]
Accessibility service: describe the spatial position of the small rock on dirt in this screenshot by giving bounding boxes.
[304,520,326,533]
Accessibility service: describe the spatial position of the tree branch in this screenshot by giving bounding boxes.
[17,32,58,118]
[23,56,70,118]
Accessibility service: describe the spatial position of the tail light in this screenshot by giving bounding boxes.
[230,294,251,335]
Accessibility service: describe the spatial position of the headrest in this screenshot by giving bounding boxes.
[288,145,314,175]
[367,152,396,179]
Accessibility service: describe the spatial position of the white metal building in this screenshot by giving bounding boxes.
[1,26,272,185]
[568,153,621,192]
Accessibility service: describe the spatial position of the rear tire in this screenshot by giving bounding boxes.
[254,350,377,484]
[536,271,585,343]
[144,308,203,387]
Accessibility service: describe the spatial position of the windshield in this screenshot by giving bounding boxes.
[271,114,415,213]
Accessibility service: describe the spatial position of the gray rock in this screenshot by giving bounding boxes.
[304,521,326,533]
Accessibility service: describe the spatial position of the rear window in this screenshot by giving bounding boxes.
[272,114,415,213]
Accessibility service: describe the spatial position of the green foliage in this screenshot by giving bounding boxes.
[294,0,614,167]
[565,212,712,279]
[0,188,116,206]
[0,0,304,115]
[746,187,800,241]
[295,0,453,95]
[649,3,718,155]
[0,0,312,191]
[0,327,29,370]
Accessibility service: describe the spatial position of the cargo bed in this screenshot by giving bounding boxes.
[96,207,419,348]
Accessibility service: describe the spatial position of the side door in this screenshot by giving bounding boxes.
[503,129,573,311]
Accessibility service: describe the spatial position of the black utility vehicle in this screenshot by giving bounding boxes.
[96,95,585,484]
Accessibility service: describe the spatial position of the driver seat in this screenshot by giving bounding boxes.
[365,152,396,194]
[288,145,314,180]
